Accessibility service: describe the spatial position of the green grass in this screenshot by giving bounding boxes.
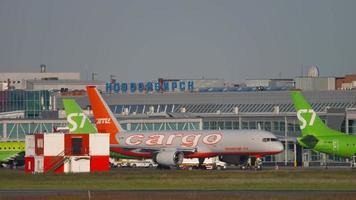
[1,168,356,190]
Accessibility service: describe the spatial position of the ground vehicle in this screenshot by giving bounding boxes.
[129,159,157,168]
[180,157,226,170]
[117,159,157,168]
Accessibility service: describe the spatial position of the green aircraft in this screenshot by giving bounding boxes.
[63,99,136,159]
[0,141,25,167]
[63,99,97,133]
[291,91,356,158]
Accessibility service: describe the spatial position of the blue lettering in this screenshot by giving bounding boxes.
[108,80,195,93]
[172,81,177,91]
[146,82,153,92]
[180,81,186,91]
[138,82,145,92]
[154,82,160,92]
[130,83,137,93]
[188,81,194,91]
[121,83,128,93]
[114,83,120,93]
[106,83,113,93]
[163,81,169,91]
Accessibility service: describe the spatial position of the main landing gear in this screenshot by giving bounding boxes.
[241,157,262,170]
[351,156,356,169]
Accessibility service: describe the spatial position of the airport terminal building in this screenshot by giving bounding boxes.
[55,89,356,166]
[1,73,356,167]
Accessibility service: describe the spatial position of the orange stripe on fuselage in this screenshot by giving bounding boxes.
[86,86,119,144]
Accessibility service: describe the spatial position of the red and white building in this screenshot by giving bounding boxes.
[25,133,109,173]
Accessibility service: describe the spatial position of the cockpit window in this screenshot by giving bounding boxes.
[263,138,278,142]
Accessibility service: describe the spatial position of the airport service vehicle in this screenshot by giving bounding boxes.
[110,158,156,168]
[126,159,157,168]
[0,141,25,167]
[292,91,356,163]
[109,158,119,168]
[180,157,226,170]
[86,86,284,168]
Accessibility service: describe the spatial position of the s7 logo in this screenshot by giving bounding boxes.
[67,113,87,132]
[296,109,316,129]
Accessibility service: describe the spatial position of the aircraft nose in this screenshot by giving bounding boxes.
[276,142,284,153]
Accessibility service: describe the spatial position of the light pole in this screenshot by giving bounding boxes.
[92,72,98,81]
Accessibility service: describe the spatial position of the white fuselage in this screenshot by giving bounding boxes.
[114,129,283,155]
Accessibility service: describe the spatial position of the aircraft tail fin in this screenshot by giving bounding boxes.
[86,86,123,144]
[290,91,342,138]
[63,99,97,133]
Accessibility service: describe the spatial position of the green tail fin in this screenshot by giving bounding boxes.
[63,99,97,133]
[290,91,342,137]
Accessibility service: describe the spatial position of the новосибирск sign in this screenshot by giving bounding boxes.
[106,81,194,93]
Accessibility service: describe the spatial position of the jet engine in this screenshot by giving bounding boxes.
[219,155,249,165]
[154,151,184,166]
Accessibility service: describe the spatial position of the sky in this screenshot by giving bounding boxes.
[0,0,356,82]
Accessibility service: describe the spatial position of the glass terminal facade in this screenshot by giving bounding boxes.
[0,120,66,140]
[0,90,51,118]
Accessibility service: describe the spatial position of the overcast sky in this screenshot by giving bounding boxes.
[0,0,355,82]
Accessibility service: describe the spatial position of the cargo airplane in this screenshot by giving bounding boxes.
[86,86,284,168]
[292,91,356,162]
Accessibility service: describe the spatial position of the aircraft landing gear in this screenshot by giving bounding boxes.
[351,156,356,169]
[240,157,262,170]
[198,158,206,169]
[255,157,262,170]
